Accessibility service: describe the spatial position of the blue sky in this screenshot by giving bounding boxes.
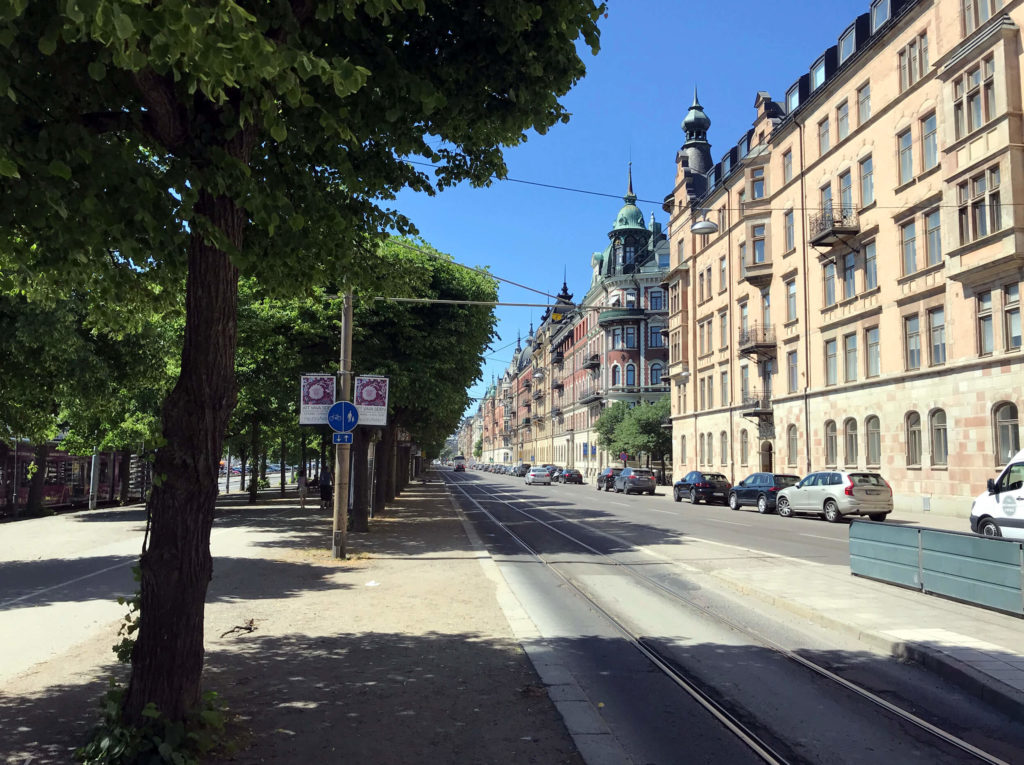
[392,0,872,411]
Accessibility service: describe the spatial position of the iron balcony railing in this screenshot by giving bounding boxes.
[583,354,601,370]
[740,390,772,411]
[809,206,859,243]
[738,324,776,347]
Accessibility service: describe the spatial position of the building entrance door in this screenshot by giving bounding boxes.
[760,441,774,472]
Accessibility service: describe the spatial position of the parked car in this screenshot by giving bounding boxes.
[547,466,564,481]
[776,470,893,522]
[559,468,583,484]
[728,472,801,514]
[596,467,623,491]
[614,467,657,495]
[511,463,531,477]
[525,467,551,485]
[674,471,731,504]
[971,448,1024,538]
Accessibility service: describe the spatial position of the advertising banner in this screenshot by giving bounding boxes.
[300,374,336,425]
[354,375,389,426]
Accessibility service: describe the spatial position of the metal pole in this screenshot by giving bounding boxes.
[332,291,354,559]
[88,445,99,510]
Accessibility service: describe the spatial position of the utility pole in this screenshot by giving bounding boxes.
[332,291,353,559]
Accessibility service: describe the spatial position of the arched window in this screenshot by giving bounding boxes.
[741,430,749,465]
[825,420,837,465]
[680,435,687,463]
[866,415,881,465]
[720,431,728,465]
[650,363,663,385]
[625,364,636,386]
[930,409,948,466]
[699,434,705,464]
[844,418,858,466]
[612,365,621,385]
[707,432,714,464]
[787,425,798,466]
[995,402,1020,463]
[906,411,922,466]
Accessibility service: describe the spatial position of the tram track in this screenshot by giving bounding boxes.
[446,473,1011,765]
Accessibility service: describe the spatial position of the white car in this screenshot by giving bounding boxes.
[525,467,551,485]
[971,448,1024,539]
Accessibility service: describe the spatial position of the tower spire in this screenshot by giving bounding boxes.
[624,162,636,204]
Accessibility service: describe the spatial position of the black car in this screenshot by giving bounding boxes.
[674,470,731,504]
[614,467,657,495]
[560,468,583,484]
[728,472,801,514]
[596,467,623,491]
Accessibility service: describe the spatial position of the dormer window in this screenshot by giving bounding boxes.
[722,155,731,176]
[739,136,749,156]
[626,289,637,308]
[871,0,890,33]
[839,26,856,63]
[811,58,826,90]
[786,85,800,112]
[624,241,635,264]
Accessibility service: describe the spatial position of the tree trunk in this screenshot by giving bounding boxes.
[248,418,260,504]
[25,442,50,515]
[373,426,393,517]
[351,428,370,532]
[280,437,286,495]
[386,425,397,502]
[239,452,248,492]
[123,178,247,725]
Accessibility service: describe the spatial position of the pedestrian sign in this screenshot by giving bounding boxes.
[328,401,359,432]
[332,432,353,445]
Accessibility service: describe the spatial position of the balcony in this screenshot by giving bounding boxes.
[809,206,859,248]
[579,389,603,405]
[740,390,773,416]
[532,389,544,401]
[522,378,532,389]
[597,307,644,326]
[552,379,564,391]
[738,324,777,359]
[583,354,601,370]
[551,407,562,418]
[552,351,564,366]
[740,256,773,289]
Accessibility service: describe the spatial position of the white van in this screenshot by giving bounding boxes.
[970,448,1024,539]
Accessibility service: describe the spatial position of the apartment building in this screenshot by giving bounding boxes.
[665,0,1023,515]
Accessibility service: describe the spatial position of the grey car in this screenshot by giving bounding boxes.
[776,470,893,522]
[614,467,657,495]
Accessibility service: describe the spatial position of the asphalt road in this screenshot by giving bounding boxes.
[447,469,1024,765]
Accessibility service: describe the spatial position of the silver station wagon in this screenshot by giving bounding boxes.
[776,470,892,523]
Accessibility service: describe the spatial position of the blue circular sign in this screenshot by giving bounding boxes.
[328,401,359,432]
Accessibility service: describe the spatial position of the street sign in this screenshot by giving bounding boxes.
[328,401,359,432]
[332,432,353,445]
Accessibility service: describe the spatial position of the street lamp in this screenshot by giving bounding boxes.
[690,208,719,235]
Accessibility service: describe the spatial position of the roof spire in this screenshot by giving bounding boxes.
[624,162,636,204]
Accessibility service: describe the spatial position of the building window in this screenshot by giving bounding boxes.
[786,280,797,322]
[964,1,1004,34]
[931,409,948,466]
[906,411,922,466]
[901,220,917,275]
[837,101,849,141]
[958,166,1001,245]
[784,210,794,251]
[741,430,749,465]
[871,0,890,32]
[824,262,836,307]
[680,434,687,462]
[740,303,749,333]
[786,85,799,113]
[625,364,636,386]
[707,432,714,463]
[840,27,856,64]
[929,307,946,365]
[650,363,663,385]
[905,314,921,370]
[720,310,728,348]
[858,83,871,125]
[825,420,838,465]
[625,326,637,348]
[719,256,727,291]
[898,32,929,92]
[922,113,938,171]
[843,252,856,300]
[995,402,1020,463]
[649,326,664,347]
[740,364,749,399]
[844,333,858,382]
[752,225,766,264]
[865,240,878,290]
[787,425,798,466]
[867,326,881,377]
[1005,284,1021,350]
[752,167,765,199]
[867,415,881,464]
[925,209,941,267]
[699,433,705,464]
[839,170,853,214]
[738,243,746,279]
[707,375,713,408]
[818,117,830,154]
[812,59,826,90]
[625,289,637,307]
[954,57,996,139]
[612,328,622,349]
[720,432,728,465]
[761,288,770,327]
[898,130,913,185]
[649,290,664,310]
[783,150,793,182]
[820,182,832,214]
[979,290,994,354]
[612,365,621,385]
[825,338,838,385]
[845,418,859,466]
[720,370,729,405]
[859,155,874,206]
[787,350,798,393]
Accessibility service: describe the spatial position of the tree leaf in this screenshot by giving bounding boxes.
[88,61,106,81]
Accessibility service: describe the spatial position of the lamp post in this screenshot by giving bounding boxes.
[332,290,353,559]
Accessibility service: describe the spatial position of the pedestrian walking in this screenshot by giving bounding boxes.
[319,468,333,511]
[297,469,308,510]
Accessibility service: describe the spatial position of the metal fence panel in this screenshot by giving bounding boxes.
[849,522,921,589]
[920,530,1024,615]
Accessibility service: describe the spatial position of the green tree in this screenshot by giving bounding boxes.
[615,398,671,471]
[1,1,603,727]
[473,436,483,459]
[594,400,630,461]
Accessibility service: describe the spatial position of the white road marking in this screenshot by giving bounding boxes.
[609,502,630,507]
[704,519,748,526]
[800,533,845,543]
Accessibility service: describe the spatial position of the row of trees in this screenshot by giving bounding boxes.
[1,0,605,751]
[594,399,672,472]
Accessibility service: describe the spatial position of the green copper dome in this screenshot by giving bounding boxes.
[682,87,711,139]
[611,165,647,231]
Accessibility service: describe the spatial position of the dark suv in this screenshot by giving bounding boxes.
[674,471,731,504]
[614,468,657,495]
[728,472,801,514]
[596,467,623,491]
